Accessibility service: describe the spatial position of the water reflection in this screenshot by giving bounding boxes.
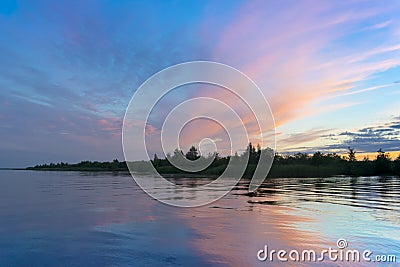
[0,171,399,266]
[168,176,400,266]
[243,177,400,215]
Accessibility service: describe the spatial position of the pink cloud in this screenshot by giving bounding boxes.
[185,1,400,151]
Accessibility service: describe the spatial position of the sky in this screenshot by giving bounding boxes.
[0,0,400,167]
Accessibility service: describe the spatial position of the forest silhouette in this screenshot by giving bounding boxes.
[28,144,400,178]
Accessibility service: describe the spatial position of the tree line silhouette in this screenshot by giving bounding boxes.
[28,144,400,177]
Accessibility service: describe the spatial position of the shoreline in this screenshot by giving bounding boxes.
[7,168,398,179]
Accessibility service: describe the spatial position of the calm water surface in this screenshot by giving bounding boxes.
[0,170,399,266]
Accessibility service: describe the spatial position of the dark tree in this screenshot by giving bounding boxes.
[394,154,400,175]
[185,146,200,161]
[152,153,160,167]
[348,147,356,162]
[374,148,391,175]
[256,144,261,159]
[244,143,259,164]
[312,151,324,165]
[172,148,184,160]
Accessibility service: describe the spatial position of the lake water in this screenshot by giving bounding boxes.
[0,170,399,266]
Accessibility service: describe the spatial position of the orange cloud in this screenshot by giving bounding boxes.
[196,1,400,151]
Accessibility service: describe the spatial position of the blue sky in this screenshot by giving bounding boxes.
[0,0,400,167]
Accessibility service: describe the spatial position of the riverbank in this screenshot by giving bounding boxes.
[24,162,400,179]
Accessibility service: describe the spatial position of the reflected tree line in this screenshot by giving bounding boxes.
[28,144,400,177]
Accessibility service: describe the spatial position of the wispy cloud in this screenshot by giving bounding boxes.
[366,20,393,30]
[278,129,333,150]
[209,1,400,128]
